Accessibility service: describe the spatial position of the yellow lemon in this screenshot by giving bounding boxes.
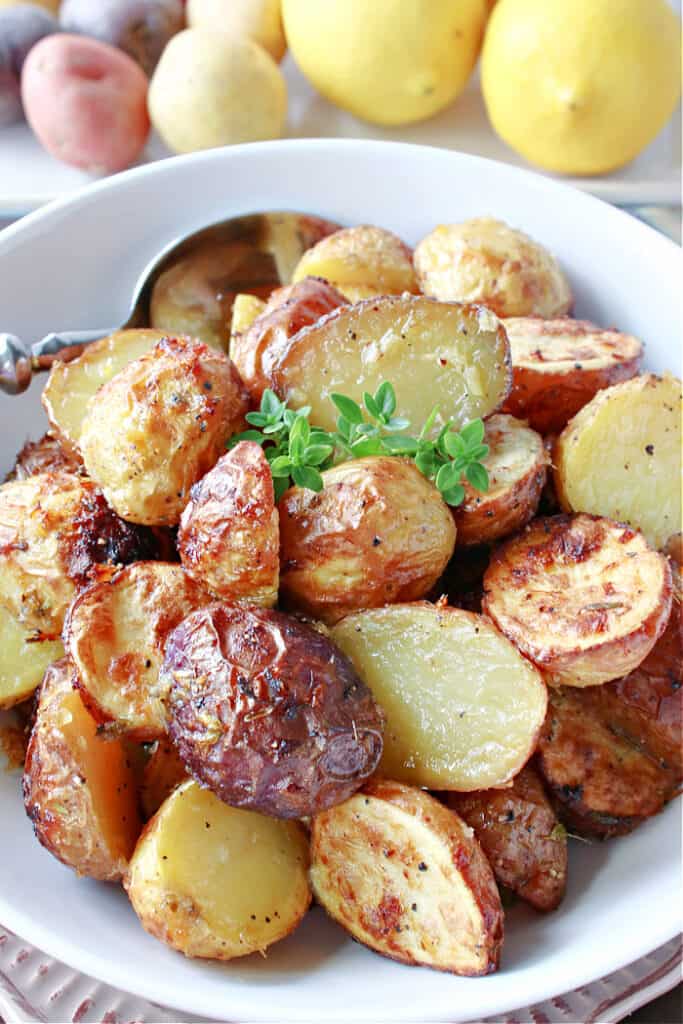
[481,0,682,175]
[282,0,488,126]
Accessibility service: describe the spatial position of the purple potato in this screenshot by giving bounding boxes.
[0,3,56,126]
[60,0,184,76]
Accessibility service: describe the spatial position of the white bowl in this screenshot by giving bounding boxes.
[0,140,680,1024]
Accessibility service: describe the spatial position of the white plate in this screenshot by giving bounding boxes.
[0,139,681,1023]
[0,55,680,215]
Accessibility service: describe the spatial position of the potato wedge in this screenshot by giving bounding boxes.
[292,225,417,301]
[279,457,456,624]
[445,764,567,912]
[42,328,169,453]
[23,658,141,880]
[125,778,311,959]
[65,562,210,740]
[272,296,511,434]
[140,739,188,819]
[483,514,673,688]
[178,441,279,607]
[331,603,547,791]
[5,431,84,482]
[310,778,503,975]
[0,611,64,710]
[453,414,548,546]
[554,374,682,550]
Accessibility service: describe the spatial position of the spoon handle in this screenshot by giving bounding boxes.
[0,328,115,396]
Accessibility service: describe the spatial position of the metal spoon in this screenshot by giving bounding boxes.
[0,210,339,395]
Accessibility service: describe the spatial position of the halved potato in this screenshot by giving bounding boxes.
[483,514,673,688]
[42,329,170,453]
[65,562,210,740]
[5,431,83,482]
[310,778,503,975]
[554,374,682,550]
[271,296,511,434]
[291,225,418,301]
[501,317,643,434]
[0,612,64,710]
[453,414,548,546]
[140,739,188,819]
[331,603,547,790]
[125,778,311,959]
[23,658,141,880]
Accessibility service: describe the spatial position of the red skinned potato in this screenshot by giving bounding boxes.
[163,603,385,819]
[22,34,149,173]
[60,0,185,76]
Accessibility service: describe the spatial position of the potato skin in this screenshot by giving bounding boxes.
[292,225,418,301]
[310,778,503,975]
[445,764,567,912]
[163,603,385,818]
[414,218,572,318]
[5,432,83,481]
[80,336,248,525]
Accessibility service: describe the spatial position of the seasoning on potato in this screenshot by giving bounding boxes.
[187,0,286,63]
[0,612,63,711]
[60,0,185,76]
[0,2,57,126]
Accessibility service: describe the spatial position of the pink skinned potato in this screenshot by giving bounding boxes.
[21,33,150,173]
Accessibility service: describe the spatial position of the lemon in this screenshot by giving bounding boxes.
[282,0,488,126]
[481,0,682,175]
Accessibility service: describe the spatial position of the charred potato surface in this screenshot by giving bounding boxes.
[292,225,417,302]
[5,431,83,481]
[163,604,385,819]
[0,611,64,710]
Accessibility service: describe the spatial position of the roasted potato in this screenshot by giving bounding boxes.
[229,292,266,348]
[331,603,547,791]
[413,218,572,318]
[0,612,64,710]
[163,604,385,818]
[230,275,347,402]
[445,764,567,912]
[483,514,672,688]
[310,778,503,975]
[501,317,643,434]
[23,658,141,880]
[452,414,548,546]
[554,374,682,550]
[140,738,188,819]
[431,542,491,613]
[272,296,511,435]
[5,431,83,481]
[42,328,169,452]
[65,562,210,740]
[291,225,417,302]
[125,779,311,959]
[0,472,160,633]
[80,337,248,525]
[279,457,456,624]
[178,441,279,607]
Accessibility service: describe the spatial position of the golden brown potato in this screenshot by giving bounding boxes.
[80,337,248,526]
[273,295,511,435]
[279,457,456,624]
[42,328,170,453]
[483,514,672,688]
[291,225,418,301]
[501,317,643,434]
[65,562,210,740]
[453,414,548,546]
[0,611,64,710]
[414,218,572,318]
[178,441,279,606]
[229,292,266,348]
[554,374,682,550]
[310,778,503,975]
[0,472,161,633]
[5,431,84,481]
[140,739,188,819]
[331,603,547,791]
[125,779,311,959]
[23,658,141,880]
[445,764,567,912]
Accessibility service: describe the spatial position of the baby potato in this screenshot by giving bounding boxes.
[5,431,83,481]
[0,612,63,710]
[80,336,248,525]
[23,658,141,881]
[502,317,643,434]
[272,295,511,434]
[279,457,456,624]
[453,414,548,546]
[311,778,503,976]
[188,0,286,62]
[178,442,279,607]
[22,34,149,173]
[554,373,682,550]
[148,29,287,153]
[0,3,57,126]
[0,472,160,633]
[163,604,385,818]
[331,603,547,791]
[65,562,210,740]
[60,0,184,76]
[483,514,673,688]
[125,779,311,959]
[445,764,567,912]
[291,225,418,302]
[414,218,572,318]
[140,738,188,819]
